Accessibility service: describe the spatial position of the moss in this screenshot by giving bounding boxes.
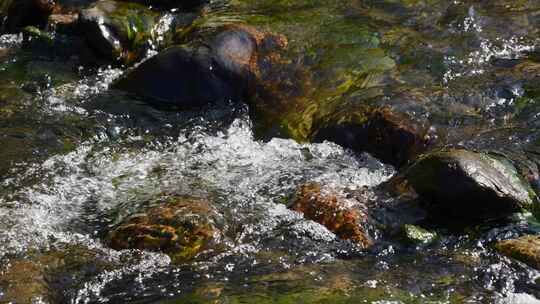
[107,196,221,264]
[495,235,540,270]
[81,0,160,64]
[402,224,437,245]
[23,26,54,45]
[163,279,467,304]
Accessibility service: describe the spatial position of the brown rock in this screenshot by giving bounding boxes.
[495,235,540,270]
[289,183,373,248]
[0,245,109,303]
[108,196,221,263]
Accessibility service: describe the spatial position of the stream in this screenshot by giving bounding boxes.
[1,0,540,303]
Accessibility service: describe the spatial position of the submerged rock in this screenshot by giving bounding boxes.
[288,182,373,248]
[0,245,111,303]
[118,0,206,9]
[113,24,286,107]
[496,235,540,270]
[1,0,56,33]
[405,149,537,220]
[108,196,222,263]
[314,106,429,168]
[78,0,161,64]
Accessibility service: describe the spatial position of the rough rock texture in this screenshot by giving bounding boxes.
[496,235,540,270]
[289,182,373,248]
[405,149,537,220]
[108,196,221,263]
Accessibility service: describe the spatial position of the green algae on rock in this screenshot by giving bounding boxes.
[496,235,540,270]
[401,224,437,245]
[79,0,162,64]
[107,196,222,263]
[406,149,539,221]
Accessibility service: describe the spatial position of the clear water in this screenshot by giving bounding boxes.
[1,0,540,303]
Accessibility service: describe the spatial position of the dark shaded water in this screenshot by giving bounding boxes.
[1,0,540,303]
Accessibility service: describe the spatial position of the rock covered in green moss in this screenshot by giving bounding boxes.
[79,0,162,64]
[496,235,540,270]
[107,196,222,263]
[401,224,437,245]
[406,149,538,220]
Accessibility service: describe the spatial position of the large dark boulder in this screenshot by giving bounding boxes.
[1,0,56,33]
[115,45,241,107]
[405,149,538,220]
[113,25,286,107]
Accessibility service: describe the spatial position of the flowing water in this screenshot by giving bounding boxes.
[1,0,540,303]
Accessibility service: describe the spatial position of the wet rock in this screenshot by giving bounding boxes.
[1,0,56,33]
[78,0,161,64]
[114,44,242,107]
[108,196,222,263]
[0,245,111,303]
[113,24,286,107]
[496,235,540,270]
[401,224,437,245]
[314,106,429,167]
[405,149,538,220]
[0,257,50,303]
[48,12,79,31]
[288,182,373,248]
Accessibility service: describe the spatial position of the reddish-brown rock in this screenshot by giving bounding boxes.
[289,183,373,248]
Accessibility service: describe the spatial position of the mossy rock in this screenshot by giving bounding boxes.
[79,0,161,64]
[495,235,540,270]
[401,224,437,245]
[107,196,222,263]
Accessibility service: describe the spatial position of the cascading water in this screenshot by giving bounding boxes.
[1,0,540,303]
